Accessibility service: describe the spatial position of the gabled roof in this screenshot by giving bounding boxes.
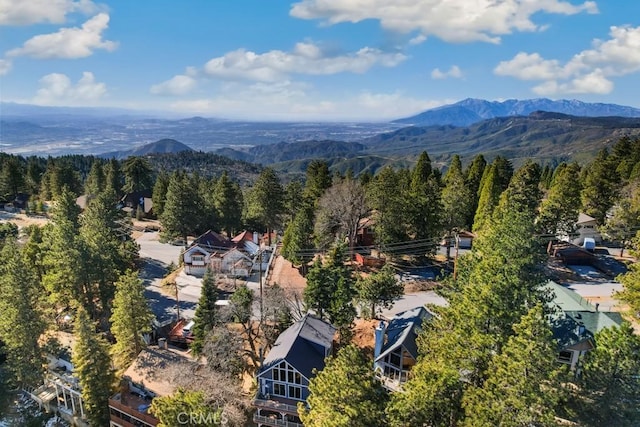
[375,306,432,363]
[546,280,623,350]
[232,230,254,243]
[577,212,597,225]
[192,230,231,251]
[184,244,211,256]
[260,314,335,380]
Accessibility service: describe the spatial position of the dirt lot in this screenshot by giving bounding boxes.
[0,211,50,228]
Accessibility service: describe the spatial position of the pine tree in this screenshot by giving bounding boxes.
[0,238,45,388]
[42,188,92,310]
[214,172,244,237]
[282,203,315,269]
[104,158,123,199]
[442,155,472,258]
[73,306,114,426]
[581,149,620,224]
[161,170,203,244]
[84,160,105,195]
[245,168,284,245]
[462,305,563,427]
[191,267,218,356]
[616,232,640,318]
[366,166,410,248]
[122,156,153,193]
[577,322,640,426]
[299,345,388,427]
[537,162,582,237]
[303,159,332,203]
[497,160,542,216]
[110,270,154,369]
[152,171,170,218]
[80,191,138,315]
[473,164,501,233]
[356,265,403,318]
[463,154,486,228]
[408,152,443,254]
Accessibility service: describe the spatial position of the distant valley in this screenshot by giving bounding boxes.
[3,99,640,174]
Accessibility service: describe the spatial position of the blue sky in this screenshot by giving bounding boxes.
[1,0,640,120]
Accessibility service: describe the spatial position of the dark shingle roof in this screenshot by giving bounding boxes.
[260,314,335,380]
[375,306,432,363]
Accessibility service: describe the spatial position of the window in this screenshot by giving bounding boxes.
[273,383,286,397]
[272,362,301,384]
[558,351,573,364]
[288,386,302,400]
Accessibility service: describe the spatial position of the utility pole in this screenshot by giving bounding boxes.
[258,249,263,320]
[453,231,460,281]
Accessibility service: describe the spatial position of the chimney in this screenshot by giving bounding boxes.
[373,321,387,360]
[253,231,259,245]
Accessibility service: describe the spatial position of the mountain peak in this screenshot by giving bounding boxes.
[395,98,640,127]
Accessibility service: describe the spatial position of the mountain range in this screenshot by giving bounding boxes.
[394,98,640,127]
[2,99,640,174]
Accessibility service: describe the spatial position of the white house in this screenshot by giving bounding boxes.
[183,244,213,277]
[572,213,602,245]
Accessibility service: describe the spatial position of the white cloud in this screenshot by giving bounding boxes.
[150,74,197,96]
[202,42,406,82]
[7,13,117,59]
[409,34,427,45]
[0,59,12,75]
[431,65,463,79]
[0,0,98,25]
[290,0,598,44]
[495,25,640,95]
[34,71,107,105]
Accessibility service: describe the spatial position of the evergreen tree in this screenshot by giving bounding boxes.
[283,179,304,224]
[616,232,640,317]
[491,155,514,192]
[191,267,218,356]
[25,156,44,196]
[408,152,443,254]
[389,203,546,426]
[537,162,582,238]
[73,306,114,426]
[577,322,640,426]
[299,345,388,427]
[303,159,332,203]
[214,172,244,237]
[41,188,92,310]
[463,154,486,228]
[497,160,542,216]
[303,244,356,338]
[282,203,315,269]
[110,270,154,369]
[473,164,501,233]
[602,184,640,256]
[152,171,170,218]
[462,305,563,427]
[356,265,404,318]
[103,158,123,199]
[122,156,153,193]
[161,170,203,244]
[581,149,620,224]
[0,155,25,200]
[80,191,138,314]
[0,238,45,388]
[84,160,105,195]
[442,155,472,258]
[367,166,410,248]
[245,168,284,245]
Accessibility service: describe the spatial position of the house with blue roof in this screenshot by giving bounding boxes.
[253,313,335,427]
[373,306,433,391]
